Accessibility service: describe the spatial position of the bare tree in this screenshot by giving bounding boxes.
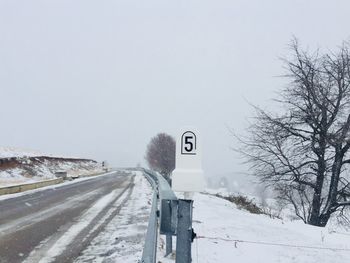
[237,39,350,227]
[145,133,176,180]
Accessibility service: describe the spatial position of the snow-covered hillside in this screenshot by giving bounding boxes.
[0,147,103,187]
[159,192,350,263]
[195,193,349,262]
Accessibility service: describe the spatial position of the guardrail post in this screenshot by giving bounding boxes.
[165,234,172,256]
[175,199,193,263]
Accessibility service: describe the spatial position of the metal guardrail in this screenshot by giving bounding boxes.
[141,169,195,263]
[141,191,158,263]
[157,173,177,200]
[140,169,179,263]
[140,169,159,263]
[142,169,158,190]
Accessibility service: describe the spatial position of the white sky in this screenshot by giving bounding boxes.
[0,0,349,178]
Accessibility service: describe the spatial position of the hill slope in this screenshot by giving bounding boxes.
[0,148,102,187]
[191,193,350,263]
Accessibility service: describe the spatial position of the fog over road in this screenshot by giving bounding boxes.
[0,171,138,263]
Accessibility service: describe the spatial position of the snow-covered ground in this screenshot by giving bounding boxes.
[0,168,42,187]
[158,192,350,263]
[4,164,349,262]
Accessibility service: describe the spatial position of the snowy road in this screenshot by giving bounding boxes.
[0,170,152,263]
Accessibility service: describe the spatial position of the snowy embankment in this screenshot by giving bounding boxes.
[159,192,350,263]
[0,147,103,187]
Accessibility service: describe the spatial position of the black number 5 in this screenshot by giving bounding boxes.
[181,131,197,155]
[184,136,194,152]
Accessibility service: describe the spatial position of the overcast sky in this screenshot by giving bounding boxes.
[0,0,349,178]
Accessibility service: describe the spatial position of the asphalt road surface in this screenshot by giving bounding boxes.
[0,170,135,263]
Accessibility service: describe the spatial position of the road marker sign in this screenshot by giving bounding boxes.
[172,128,205,194]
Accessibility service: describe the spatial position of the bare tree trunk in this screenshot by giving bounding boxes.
[309,157,326,226]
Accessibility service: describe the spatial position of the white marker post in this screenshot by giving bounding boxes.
[172,128,204,263]
[172,128,205,198]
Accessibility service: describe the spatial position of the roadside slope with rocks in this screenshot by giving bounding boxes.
[0,148,103,187]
